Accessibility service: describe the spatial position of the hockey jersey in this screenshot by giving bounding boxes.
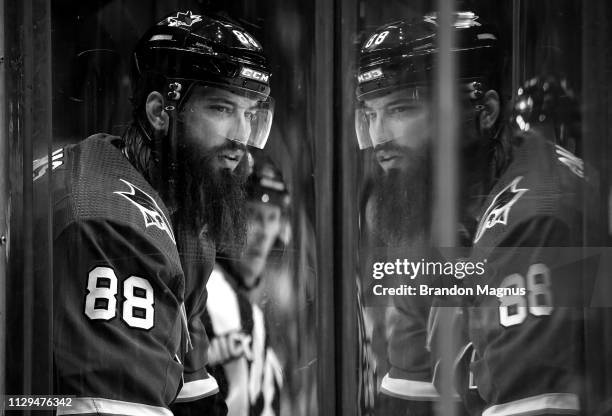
[31,134,218,415]
[462,131,590,416]
[378,246,452,404]
[205,264,283,416]
[379,130,593,416]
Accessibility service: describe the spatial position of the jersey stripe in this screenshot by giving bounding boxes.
[380,373,440,401]
[174,376,220,402]
[482,393,580,416]
[57,397,172,415]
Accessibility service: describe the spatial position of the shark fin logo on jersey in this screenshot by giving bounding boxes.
[165,11,202,28]
[33,148,64,181]
[474,176,528,243]
[114,179,176,244]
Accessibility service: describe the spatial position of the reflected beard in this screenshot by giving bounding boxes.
[370,146,431,246]
[177,142,248,255]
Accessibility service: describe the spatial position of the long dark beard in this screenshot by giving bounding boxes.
[176,141,249,256]
[370,145,431,246]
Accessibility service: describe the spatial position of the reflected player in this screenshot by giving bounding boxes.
[355,12,504,415]
[204,154,289,416]
[30,10,274,415]
[355,12,593,416]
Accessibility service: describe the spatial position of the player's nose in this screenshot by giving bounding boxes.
[369,114,390,146]
[235,112,252,143]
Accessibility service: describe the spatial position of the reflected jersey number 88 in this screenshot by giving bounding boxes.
[499,263,553,327]
[364,30,389,49]
[85,266,154,329]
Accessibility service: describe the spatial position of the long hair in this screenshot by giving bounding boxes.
[121,120,154,183]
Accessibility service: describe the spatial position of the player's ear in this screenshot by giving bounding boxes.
[145,91,170,136]
[479,90,500,132]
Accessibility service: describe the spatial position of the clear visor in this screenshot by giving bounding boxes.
[354,86,430,150]
[354,83,482,149]
[179,83,275,150]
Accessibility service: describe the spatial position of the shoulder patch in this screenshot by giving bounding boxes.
[474,176,528,243]
[33,148,64,181]
[555,145,584,178]
[114,179,175,244]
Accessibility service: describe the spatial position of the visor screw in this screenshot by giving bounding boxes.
[0,235,6,245]
[168,91,181,101]
[169,82,182,92]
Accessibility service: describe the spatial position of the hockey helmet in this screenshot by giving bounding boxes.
[512,76,581,156]
[246,152,291,211]
[355,12,503,149]
[131,10,273,149]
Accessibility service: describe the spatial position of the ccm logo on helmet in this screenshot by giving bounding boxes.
[358,68,384,84]
[240,67,270,83]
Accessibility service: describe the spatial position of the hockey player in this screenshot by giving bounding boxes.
[28,10,274,415]
[355,12,502,415]
[204,154,289,416]
[355,12,593,416]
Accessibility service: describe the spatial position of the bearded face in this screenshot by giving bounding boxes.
[369,140,432,246]
[173,136,249,255]
[166,84,271,254]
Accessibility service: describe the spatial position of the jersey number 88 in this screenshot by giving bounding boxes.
[499,263,553,327]
[84,266,154,330]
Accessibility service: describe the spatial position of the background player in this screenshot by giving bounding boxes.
[27,10,274,415]
[355,12,595,416]
[205,153,289,415]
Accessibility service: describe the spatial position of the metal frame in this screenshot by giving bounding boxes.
[0,0,7,410]
[313,0,337,413]
[4,0,53,402]
[336,0,360,414]
[582,2,612,414]
[433,2,459,416]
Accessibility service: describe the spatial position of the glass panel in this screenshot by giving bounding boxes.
[5,2,321,415]
[3,1,612,416]
[350,1,612,416]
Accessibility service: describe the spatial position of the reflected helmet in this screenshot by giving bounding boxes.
[355,12,503,149]
[246,152,291,210]
[512,76,581,156]
[131,10,273,149]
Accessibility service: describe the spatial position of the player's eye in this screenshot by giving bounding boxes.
[244,111,257,122]
[387,103,418,115]
[209,104,234,114]
[386,99,424,115]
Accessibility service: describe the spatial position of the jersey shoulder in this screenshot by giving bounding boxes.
[36,134,179,263]
[473,136,586,248]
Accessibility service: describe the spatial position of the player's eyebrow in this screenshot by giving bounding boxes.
[364,97,421,111]
[202,94,258,110]
[386,97,421,106]
[202,96,237,105]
